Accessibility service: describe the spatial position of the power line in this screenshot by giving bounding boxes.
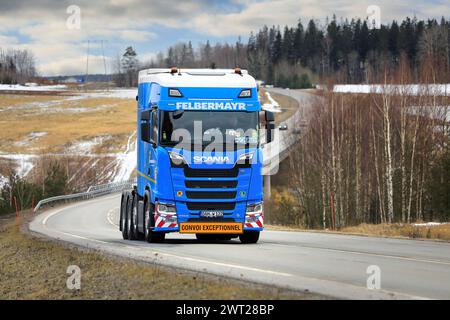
[84,39,108,88]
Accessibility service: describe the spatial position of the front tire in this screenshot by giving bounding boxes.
[239,231,260,244]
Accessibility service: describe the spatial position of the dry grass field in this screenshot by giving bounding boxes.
[341,223,450,241]
[265,223,450,241]
[0,94,135,154]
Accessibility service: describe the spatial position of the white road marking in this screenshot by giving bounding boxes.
[267,242,450,266]
[42,194,119,226]
[148,249,293,277]
[107,207,119,228]
[43,210,292,277]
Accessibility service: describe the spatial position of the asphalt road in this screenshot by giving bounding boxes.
[29,194,450,300]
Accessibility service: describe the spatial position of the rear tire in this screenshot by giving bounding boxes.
[121,192,129,240]
[127,194,138,240]
[239,231,260,244]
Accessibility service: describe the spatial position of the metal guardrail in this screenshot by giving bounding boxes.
[33,179,135,212]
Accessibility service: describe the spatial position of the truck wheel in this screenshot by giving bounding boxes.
[144,198,165,243]
[127,194,138,240]
[121,192,129,240]
[119,193,124,232]
[239,231,260,244]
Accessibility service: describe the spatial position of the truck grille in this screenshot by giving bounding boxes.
[186,191,236,199]
[184,167,239,178]
[186,202,236,211]
[185,180,238,189]
[187,218,235,222]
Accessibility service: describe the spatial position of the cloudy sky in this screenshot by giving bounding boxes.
[0,0,449,76]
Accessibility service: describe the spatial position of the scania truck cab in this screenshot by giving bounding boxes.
[119,68,275,244]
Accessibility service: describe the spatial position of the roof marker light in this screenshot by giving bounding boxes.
[169,88,183,97]
[238,89,252,98]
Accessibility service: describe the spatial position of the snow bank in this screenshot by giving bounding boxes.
[334,84,450,96]
[413,222,449,227]
[262,91,281,113]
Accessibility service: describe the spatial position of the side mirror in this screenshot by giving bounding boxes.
[265,110,275,122]
[141,122,151,143]
[265,110,275,143]
[279,123,288,131]
[266,123,275,143]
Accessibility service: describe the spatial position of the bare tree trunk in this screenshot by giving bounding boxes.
[382,85,394,223]
[330,95,338,226]
[320,118,327,229]
[400,92,407,223]
[371,106,385,223]
[407,114,420,223]
[355,99,362,223]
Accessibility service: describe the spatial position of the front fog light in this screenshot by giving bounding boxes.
[245,202,263,222]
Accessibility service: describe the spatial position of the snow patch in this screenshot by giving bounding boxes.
[0,175,7,188]
[262,91,281,113]
[113,131,137,182]
[0,154,36,177]
[0,84,67,91]
[413,222,449,227]
[79,89,137,99]
[15,132,48,147]
[67,136,111,154]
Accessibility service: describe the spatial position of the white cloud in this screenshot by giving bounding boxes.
[119,30,156,42]
[0,0,448,75]
[0,34,19,46]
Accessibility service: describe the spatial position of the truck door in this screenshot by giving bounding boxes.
[148,109,158,184]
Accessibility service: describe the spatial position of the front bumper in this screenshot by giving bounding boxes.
[153,211,264,233]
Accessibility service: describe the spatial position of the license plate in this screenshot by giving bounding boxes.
[179,222,243,234]
[200,210,224,218]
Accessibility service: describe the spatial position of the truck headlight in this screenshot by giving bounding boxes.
[169,151,187,167]
[236,152,254,165]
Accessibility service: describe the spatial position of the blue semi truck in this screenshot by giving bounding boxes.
[119,68,275,244]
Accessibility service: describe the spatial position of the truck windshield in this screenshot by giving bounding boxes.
[160,110,259,150]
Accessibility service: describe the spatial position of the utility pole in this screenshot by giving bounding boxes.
[84,40,90,90]
[84,39,108,90]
